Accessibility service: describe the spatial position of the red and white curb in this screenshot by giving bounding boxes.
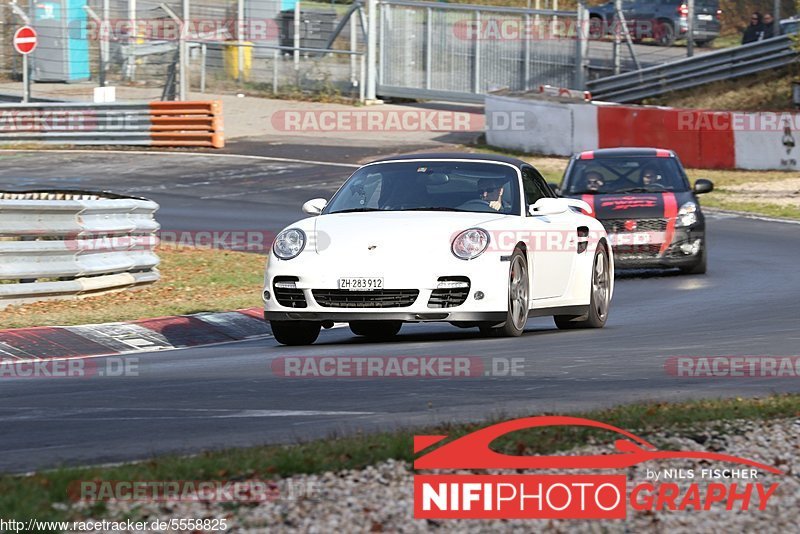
[0,308,268,361]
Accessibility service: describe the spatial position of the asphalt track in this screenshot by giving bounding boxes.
[1,149,798,473]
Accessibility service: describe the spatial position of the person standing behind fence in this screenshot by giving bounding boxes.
[761,13,779,39]
[742,12,763,44]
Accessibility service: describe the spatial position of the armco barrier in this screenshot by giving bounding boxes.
[485,94,800,171]
[0,101,224,148]
[0,191,160,309]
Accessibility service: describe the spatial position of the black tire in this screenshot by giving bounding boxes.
[554,245,611,329]
[679,244,707,275]
[480,248,529,337]
[349,321,402,340]
[270,320,321,346]
[655,21,675,46]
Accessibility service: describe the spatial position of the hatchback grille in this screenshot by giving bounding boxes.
[273,277,307,308]
[601,218,667,234]
[614,244,662,260]
[312,289,419,308]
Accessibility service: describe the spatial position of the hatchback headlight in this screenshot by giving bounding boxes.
[676,202,698,227]
[273,228,306,259]
[452,228,490,260]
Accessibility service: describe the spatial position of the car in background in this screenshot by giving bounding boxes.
[589,0,721,46]
[556,148,712,274]
[780,16,799,35]
[264,153,613,345]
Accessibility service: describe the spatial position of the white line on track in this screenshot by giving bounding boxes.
[0,148,361,169]
[704,208,800,225]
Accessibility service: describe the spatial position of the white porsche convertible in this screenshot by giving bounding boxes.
[264,154,613,345]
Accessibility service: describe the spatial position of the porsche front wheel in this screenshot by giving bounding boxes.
[480,248,528,337]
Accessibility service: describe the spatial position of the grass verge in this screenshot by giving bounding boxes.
[0,394,797,522]
[0,246,265,329]
[464,145,800,220]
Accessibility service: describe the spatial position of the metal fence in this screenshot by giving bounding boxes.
[587,35,799,103]
[0,0,365,102]
[0,191,160,308]
[377,0,585,102]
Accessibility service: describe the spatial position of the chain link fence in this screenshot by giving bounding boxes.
[0,0,365,102]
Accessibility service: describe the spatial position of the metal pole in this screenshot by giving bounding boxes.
[687,0,694,57]
[103,0,109,85]
[523,13,531,91]
[181,0,189,99]
[128,0,136,80]
[473,10,480,93]
[22,53,29,103]
[575,3,586,89]
[773,0,780,36]
[273,48,279,94]
[613,0,621,75]
[359,53,366,102]
[200,42,206,92]
[237,0,245,81]
[294,1,301,70]
[351,8,358,83]
[425,6,431,90]
[365,0,377,100]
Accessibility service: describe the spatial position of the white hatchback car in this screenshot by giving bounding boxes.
[264,154,613,345]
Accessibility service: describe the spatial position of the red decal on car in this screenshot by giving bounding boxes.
[660,192,678,255]
[581,194,596,216]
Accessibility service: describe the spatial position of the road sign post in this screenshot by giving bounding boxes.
[13,26,38,103]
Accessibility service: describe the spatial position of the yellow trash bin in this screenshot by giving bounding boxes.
[224,41,253,81]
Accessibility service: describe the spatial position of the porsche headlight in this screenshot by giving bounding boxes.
[452,228,490,260]
[273,228,306,259]
[676,202,698,227]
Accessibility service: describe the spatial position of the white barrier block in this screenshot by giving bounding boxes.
[733,112,800,170]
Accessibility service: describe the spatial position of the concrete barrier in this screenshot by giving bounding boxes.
[485,93,800,171]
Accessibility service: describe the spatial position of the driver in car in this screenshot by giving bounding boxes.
[641,166,662,187]
[478,178,506,211]
[584,171,605,192]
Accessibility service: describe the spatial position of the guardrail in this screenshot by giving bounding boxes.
[586,35,799,103]
[0,191,160,309]
[0,101,224,148]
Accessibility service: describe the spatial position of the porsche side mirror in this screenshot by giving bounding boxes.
[529,198,568,216]
[694,179,714,194]
[302,198,328,215]
[530,198,592,216]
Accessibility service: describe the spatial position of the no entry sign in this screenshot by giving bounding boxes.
[13,26,37,55]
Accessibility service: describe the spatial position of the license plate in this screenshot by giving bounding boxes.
[609,232,659,246]
[698,14,712,20]
[338,277,384,291]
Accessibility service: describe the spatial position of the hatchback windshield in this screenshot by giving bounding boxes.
[564,157,690,194]
[324,161,521,215]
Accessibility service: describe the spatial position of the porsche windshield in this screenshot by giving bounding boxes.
[565,157,691,195]
[324,161,521,215]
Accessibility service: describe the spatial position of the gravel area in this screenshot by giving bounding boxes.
[68,418,799,533]
[725,177,800,208]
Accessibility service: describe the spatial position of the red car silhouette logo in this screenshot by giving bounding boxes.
[414,416,782,474]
